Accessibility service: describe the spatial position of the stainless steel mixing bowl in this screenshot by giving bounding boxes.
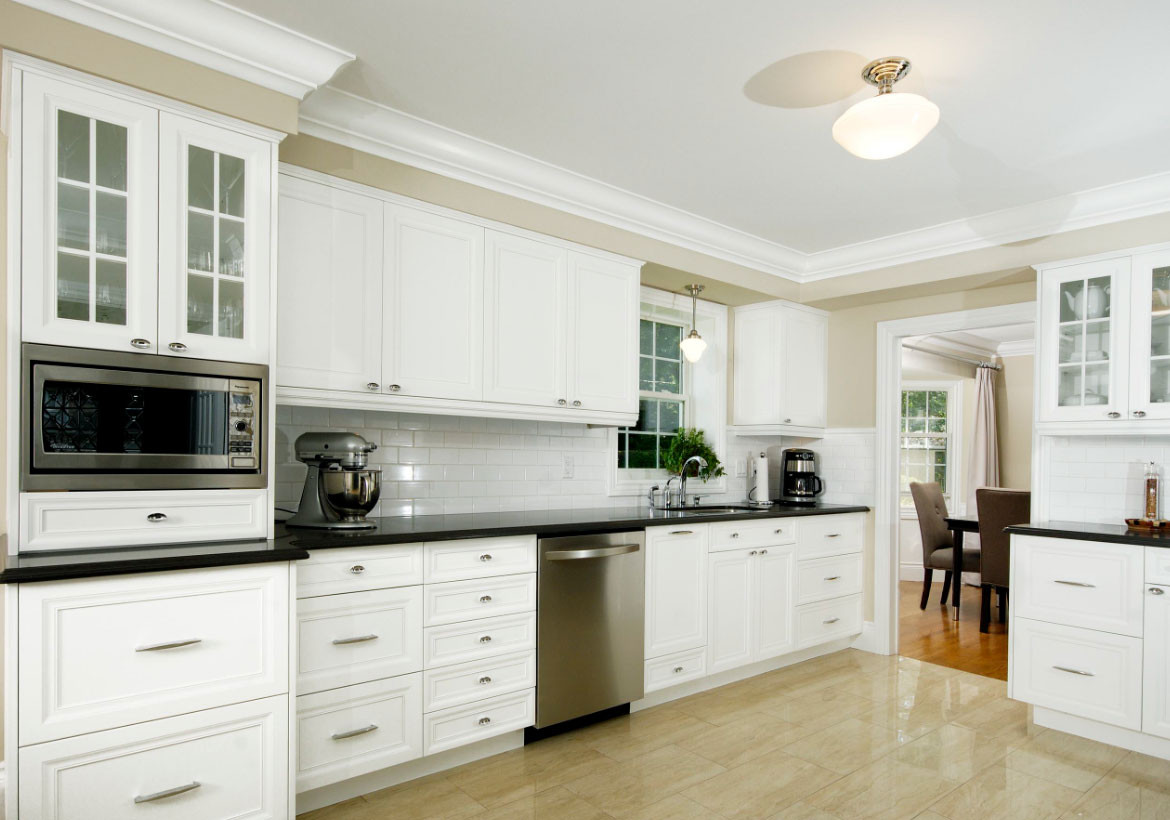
[321,467,382,522]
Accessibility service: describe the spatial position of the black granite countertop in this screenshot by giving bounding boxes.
[1005,521,1170,548]
[278,503,870,550]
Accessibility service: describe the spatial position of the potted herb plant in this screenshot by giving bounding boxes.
[662,428,726,481]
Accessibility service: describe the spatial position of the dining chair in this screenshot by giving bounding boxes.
[910,482,981,610]
[975,487,1032,633]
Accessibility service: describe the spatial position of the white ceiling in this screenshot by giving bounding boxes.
[228,0,1170,259]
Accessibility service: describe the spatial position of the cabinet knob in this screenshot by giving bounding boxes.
[784,418,792,423]
[1133,410,1148,418]
[350,565,365,574]
[749,550,758,555]
[673,666,684,673]
[1107,411,1121,418]
[557,398,567,406]
[388,384,401,392]
[479,595,493,604]
[146,512,167,522]
[168,342,187,352]
[572,400,582,407]
[366,382,379,391]
[1151,587,1165,595]
[130,338,152,350]
[480,553,493,562]
[479,676,492,684]
[479,635,492,643]
[478,716,492,726]
[730,532,739,539]
[760,549,768,555]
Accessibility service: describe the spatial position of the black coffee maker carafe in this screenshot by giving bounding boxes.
[779,448,824,506]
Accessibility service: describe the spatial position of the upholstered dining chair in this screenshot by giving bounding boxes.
[975,488,1031,633]
[910,482,981,610]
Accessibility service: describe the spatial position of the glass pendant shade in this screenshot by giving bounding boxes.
[832,91,939,160]
[680,331,707,363]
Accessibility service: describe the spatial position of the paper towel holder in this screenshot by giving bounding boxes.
[746,451,775,509]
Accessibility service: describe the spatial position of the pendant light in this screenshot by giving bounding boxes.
[679,284,707,363]
[832,57,939,160]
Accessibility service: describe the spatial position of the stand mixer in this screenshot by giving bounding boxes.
[287,432,382,529]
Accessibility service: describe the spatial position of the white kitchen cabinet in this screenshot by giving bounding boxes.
[707,544,796,673]
[754,545,798,660]
[277,175,384,393]
[644,526,708,660]
[1144,584,1170,740]
[1129,249,1170,421]
[383,204,485,401]
[566,251,639,414]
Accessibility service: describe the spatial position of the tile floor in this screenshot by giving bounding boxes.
[299,649,1170,819]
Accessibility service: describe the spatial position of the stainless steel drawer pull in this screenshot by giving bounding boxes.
[350,565,366,574]
[480,554,493,562]
[135,638,201,652]
[478,716,492,725]
[1054,580,1096,588]
[130,337,152,349]
[332,724,379,740]
[823,617,840,625]
[168,342,187,352]
[332,634,378,645]
[1134,410,1148,417]
[388,384,401,392]
[1152,587,1166,595]
[1053,665,1095,677]
[134,782,201,804]
[366,382,379,391]
[774,529,785,534]
[669,530,695,535]
[1107,411,1121,418]
[825,575,842,581]
[825,533,841,538]
[479,676,492,684]
[479,635,492,643]
[146,512,168,522]
[673,666,684,673]
[546,543,640,561]
[479,595,493,603]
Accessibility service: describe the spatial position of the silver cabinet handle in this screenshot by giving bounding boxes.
[350,565,365,574]
[134,782,200,804]
[1107,411,1121,418]
[479,676,492,684]
[749,550,759,556]
[775,529,786,535]
[760,549,768,555]
[1151,587,1166,595]
[669,530,694,536]
[332,724,378,740]
[135,638,201,652]
[730,532,740,538]
[479,716,492,725]
[557,398,567,406]
[825,533,841,538]
[1053,665,1094,677]
[147,512,167,522]
[673,666,684,673]
[332,634,378,645]
[366,382,379,391]
[1054,580,1096,588]
[1133,410,1148,417]
[823,617,840,624]
[168,342,187,352]
[479,635,492,643]
[784,418,792,423]
[825,575,841,581]
[388,384,401,392]
[572,400,582,407]
[479,595,493,603]
[480,553,493,562]
[130,337,152,349]
[546,543,640,561]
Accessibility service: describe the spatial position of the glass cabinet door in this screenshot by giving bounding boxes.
[21,73,158,352]
[1130,251,1170,420]
[158,113,271,364]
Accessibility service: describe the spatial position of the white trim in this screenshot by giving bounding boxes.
[906,335,998,360]
[849,621,881,654]
[12,0,354,99]
[997,339,1036,357]
[296,88,1170,284]
[1033,707,1170,761]
[874,301,1037,657]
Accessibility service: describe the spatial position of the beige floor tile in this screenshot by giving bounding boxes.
[683,748,842,819]
[359,776,485,819]
[298,797,376,820]
[762,686,878,732]
[914,813,949,820]
[767,801,843,820]
[783,717,909,775]
[672,679,791,725]
[950,696,1039,742]
[1004,729,1128,792]
[929,763,1084,820]
[676,710,817,768]
[1059,751,1170,819]
[444,735,614,807]
[572,705,714,761]
[475,785,610,820]
[619,793,726,820]
[894,723,1027,783]
[562,743,725,818]
[804,755,960,820]
[858,676,1003,743]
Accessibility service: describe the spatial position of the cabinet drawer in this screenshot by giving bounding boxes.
[1012,618,1142,730]
[19,564,288,745]
[296,674,423,793]
[795,594,862,649]
[20,489,267,551]
[424,536,536,583]
[424,573,536,626]
[797,514,863,559]
[708,519,795,552]
[424,612,536,669]
[797,553,863,605]
[644,647,707,693]
[423,650,536,713]
[298,544,423,598]
[20,695,287,820]
[297,587,423,695]
[1148,547,1170,586]
[1014,535,1144,637]
[423,688,535,755]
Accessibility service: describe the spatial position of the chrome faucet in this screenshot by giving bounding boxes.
[679,455,708,507]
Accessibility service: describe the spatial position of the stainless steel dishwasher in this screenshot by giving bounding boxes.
[534,530,645,730]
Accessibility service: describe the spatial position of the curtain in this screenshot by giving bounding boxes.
[965,364,1000,584]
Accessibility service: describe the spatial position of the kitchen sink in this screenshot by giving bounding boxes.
[674,505,775,515]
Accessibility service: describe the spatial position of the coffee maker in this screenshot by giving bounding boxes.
[287,432,382,529]
[779,448,824,506]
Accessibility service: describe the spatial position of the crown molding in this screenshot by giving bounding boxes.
[297,87,1170,285]
[14,0,354,100]
[996,339,1036,357]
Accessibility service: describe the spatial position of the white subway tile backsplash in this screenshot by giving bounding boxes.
[1044,435,1170,523]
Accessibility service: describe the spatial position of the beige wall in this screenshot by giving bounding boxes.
[996,354,1034,491]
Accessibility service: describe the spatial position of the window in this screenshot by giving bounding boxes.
[617,319,687,469]
[899,384,957,513]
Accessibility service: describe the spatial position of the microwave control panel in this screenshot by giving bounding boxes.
[228,381,259,468]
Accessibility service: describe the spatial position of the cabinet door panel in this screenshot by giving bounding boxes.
[707,549,754,674]
[567,252,638,413]
[755,544,796,660]
[732,305,780,425]
[384,206,484,400]
[645,527,708,659]
[1144,585,1170,739]
[781,307,827,428]
[158,113,272,363]
[277,175,383,392]
[21,73,159,352]
[483,231,566,406]
[1129,251,1170,420]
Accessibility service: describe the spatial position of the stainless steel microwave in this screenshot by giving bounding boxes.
[22,344,267,491]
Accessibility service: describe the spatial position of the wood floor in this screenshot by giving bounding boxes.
[898,579,1009,681]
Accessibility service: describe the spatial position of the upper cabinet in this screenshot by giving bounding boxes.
[19,65,277,364]
[731,301,828,435]
[276,171,641,425]
[1036,245,1170,430]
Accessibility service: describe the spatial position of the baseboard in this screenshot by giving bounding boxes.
[1033,706,1170,761]
[850,620,886,654]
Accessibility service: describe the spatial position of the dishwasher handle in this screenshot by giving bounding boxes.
[545,543,641,561]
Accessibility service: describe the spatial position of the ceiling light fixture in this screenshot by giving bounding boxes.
[679,284,707,363]
[832,57,939,160]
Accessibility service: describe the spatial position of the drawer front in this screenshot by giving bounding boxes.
[1012,617,1142,730]
[298,545,423,598]
[795,594,863,649]
[20,695,287,820]
[423,688,535,755]
[708,519,796,552]
[1014,535,1144,637]
[797,513,864,559]
[424,536,536,583]
[423,650,536,713]
[797,553,863,605]
[424,573,536,626]
[296,674,423,793]
[20,489,268,551]
[19,564,288,745]
[424,612,536,669]
[1148,547,1170,586]
[644,647,707,693]
[297,587,423,696]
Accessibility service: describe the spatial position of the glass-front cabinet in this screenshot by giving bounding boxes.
[1130,250,1170,420]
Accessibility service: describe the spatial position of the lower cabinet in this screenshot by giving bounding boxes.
[708,545,797,674]
[423,688,536,756]
[644,526,708,660]
[795,594,864,649]
[1144,583,1170,739]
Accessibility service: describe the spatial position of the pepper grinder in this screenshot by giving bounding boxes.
[1146,462,1161,521]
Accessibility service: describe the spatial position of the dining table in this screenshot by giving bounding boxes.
[943,514,979,620]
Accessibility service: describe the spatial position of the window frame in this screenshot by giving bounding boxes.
[617,317,689,471]
[899,379,964,518]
